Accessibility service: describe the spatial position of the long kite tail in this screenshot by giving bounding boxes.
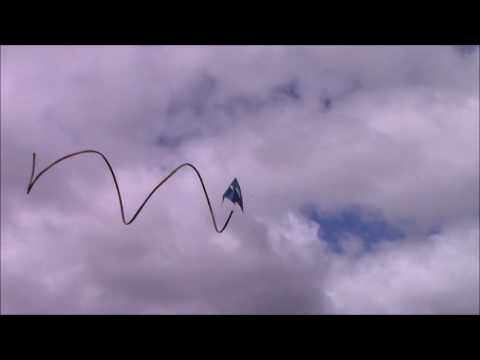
[26,150,234,233]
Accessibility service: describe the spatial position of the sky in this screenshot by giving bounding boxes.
[1,45,478,314]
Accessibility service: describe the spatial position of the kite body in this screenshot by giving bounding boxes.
[223,178,244,212]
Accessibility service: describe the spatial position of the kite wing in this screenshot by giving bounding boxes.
[223,178,244,212]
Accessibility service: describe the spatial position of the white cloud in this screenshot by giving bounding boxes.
[325,219,479,314]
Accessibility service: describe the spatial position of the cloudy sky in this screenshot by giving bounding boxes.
[1,45,478,314]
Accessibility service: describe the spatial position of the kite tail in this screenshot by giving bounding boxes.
[26,150,234,233]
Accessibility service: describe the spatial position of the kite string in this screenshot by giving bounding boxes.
[26,150,234,233]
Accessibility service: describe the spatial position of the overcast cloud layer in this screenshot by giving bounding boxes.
[1,45,479,314]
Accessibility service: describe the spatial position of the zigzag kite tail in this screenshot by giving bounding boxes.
[26,150,234,233]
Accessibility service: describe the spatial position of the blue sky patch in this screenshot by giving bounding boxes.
[302,206,405,253]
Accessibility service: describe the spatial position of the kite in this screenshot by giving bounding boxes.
[222,178,244,212]
[26,150,243,233]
